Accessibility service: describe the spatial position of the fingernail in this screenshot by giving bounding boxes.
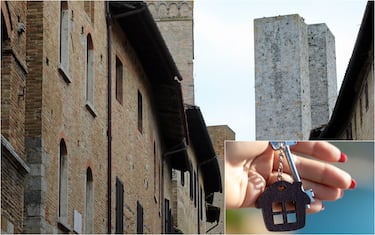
[339,152,348,163]
[349,179,357,189]
[321,204,325,211]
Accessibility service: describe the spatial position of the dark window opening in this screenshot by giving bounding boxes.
[59,139,68,220]
[115,177,124,234]
[137,201,144,234]
[138,90,143,133]
[116,57,123,104]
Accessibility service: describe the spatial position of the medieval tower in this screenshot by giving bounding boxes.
[254,14,337,140]
[148,1,195,105]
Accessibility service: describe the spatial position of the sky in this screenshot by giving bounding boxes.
[193,0,368,140]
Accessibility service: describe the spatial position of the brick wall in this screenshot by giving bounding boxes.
[1,1,28,234]
[1,152,25,233]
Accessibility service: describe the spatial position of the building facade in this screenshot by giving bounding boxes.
[207,125,235,234]
[254,14,337,140]
[1,1,222,234]
[148,1,195,105]
[310,1,374,140]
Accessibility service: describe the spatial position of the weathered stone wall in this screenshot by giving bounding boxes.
[24,1,108,233]
[171,147,205,234]
[148,1,194,105]
[111,21,163,234]
[308,23,337,129]
[345,62,374,140]
[254,14,311,140]
[207,125,235,234]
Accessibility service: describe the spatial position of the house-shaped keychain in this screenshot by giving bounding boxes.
[256,180,311,231]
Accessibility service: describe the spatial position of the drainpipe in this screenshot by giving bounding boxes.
[106,1,112,233]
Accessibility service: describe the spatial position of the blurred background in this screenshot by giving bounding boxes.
[225,141,374,234]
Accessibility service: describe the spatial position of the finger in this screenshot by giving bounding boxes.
[306,199,324,214]
[301,179,343,201]
[293,156,352,189]
[290,141,343,162]
[226,141,269,164]
[241,170,267,208]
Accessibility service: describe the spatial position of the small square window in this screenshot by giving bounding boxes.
[273,214,284,225]
[285,201,296,212]
[287,213,297,223]
[272,202,282,212]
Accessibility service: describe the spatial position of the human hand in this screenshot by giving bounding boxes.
[225,141,356,213]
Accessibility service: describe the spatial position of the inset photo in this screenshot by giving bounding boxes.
[225,141,374,234]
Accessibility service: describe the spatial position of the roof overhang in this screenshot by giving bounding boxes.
[314,1,374,139]
[108,1,188,148]
[186,105,222,194]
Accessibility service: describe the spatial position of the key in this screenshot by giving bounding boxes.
[270,141,315,204]
[256,141,314,231]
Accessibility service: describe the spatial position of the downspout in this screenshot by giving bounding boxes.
[106,1,112,233]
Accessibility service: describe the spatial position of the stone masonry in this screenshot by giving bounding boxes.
[308,24,337,128]
[148,1,195,105]
[254,14,337,140]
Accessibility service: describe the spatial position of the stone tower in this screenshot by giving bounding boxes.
[254,14,337,140]
[308,24,337,128]
[147,1,195,105]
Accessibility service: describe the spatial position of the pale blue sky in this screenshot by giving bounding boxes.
[194,0,367,140]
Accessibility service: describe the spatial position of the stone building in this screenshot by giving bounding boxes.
[254,14,337,140]
[1,1,222,234]
[310,1,374,140]
[1,0,30,233]
[207,125,235,234]
[148,1,194,105]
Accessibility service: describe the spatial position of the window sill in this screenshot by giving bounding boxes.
[58,64,72,84]
[85,102,97,118]
[57,219,71,233]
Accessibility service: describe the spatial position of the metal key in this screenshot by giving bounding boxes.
[270,141,315,205]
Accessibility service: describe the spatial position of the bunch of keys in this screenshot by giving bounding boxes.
[256,141,315,231]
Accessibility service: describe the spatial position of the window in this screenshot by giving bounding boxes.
[164,199,172,233]
[115,177,124,234]
[137,90,143,133]
[199,187,203,221]
[271,201,297,225]
[180,171,185,186]
[153,142,157,194]
[194,171,197,208]
[365,81,369,111]
[86,34,95,110]
[85,168,94,234]
[59,139,68,222]
[189,170,193,200]
[59,1,71,83]
[116,57,123,104]
[136,201,144,234]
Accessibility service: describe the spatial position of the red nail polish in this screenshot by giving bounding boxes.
[339,152,348,162]
[349,179,357,189]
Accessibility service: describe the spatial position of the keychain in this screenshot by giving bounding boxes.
[256,141,315,231]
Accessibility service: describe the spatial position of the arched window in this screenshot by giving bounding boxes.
[59,139,68,222]
[59,1,71,83]
[85,167,94,233]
